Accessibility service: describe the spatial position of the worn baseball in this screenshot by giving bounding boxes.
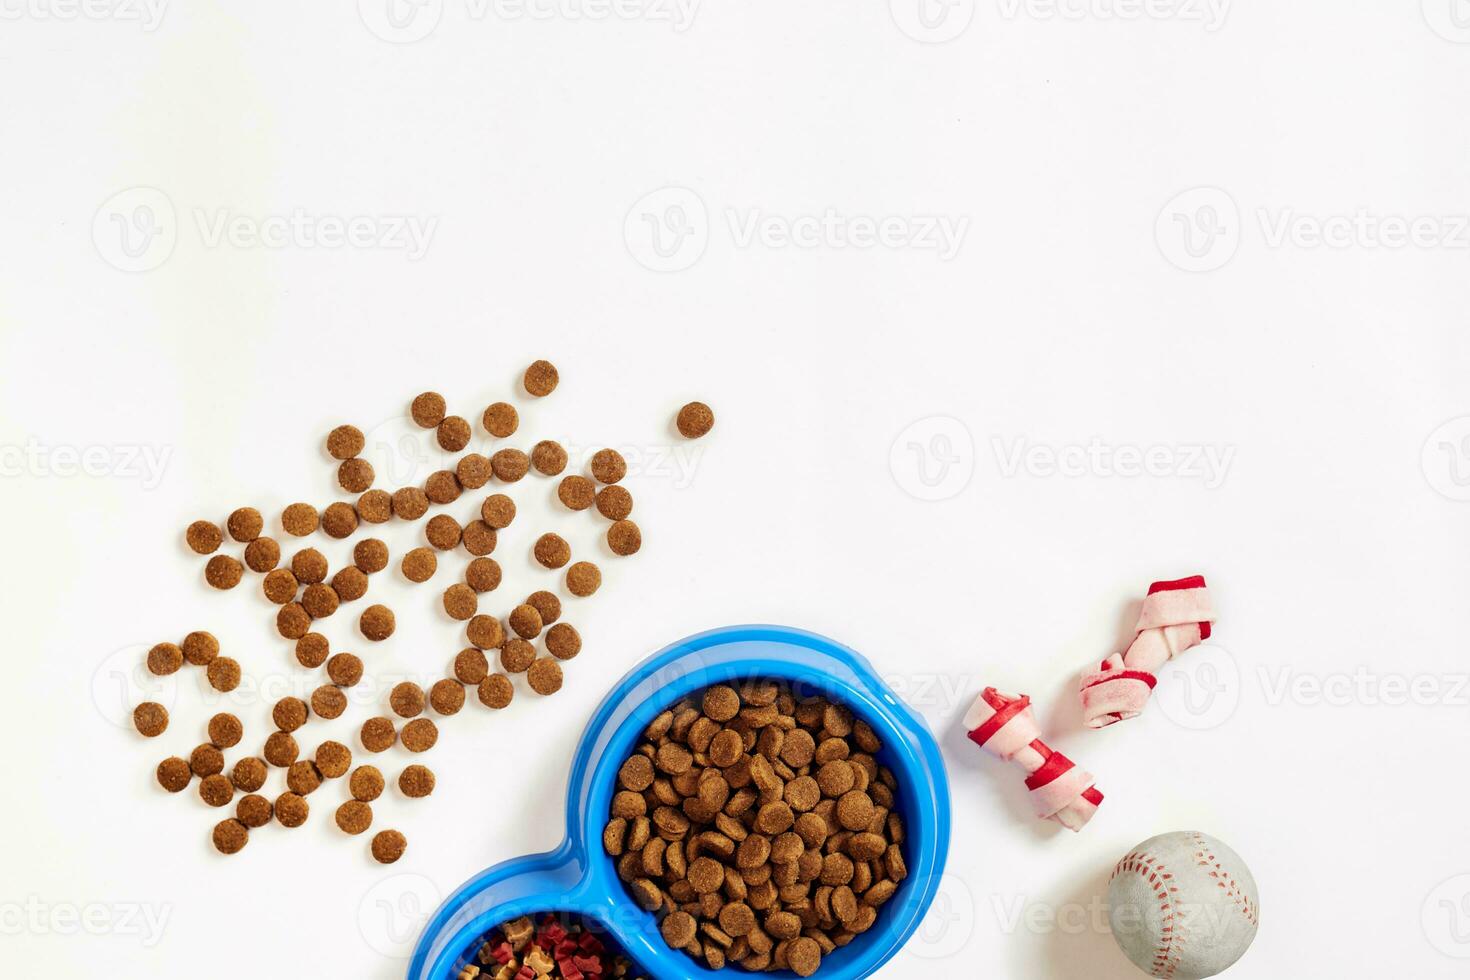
[1107,831,1259,980]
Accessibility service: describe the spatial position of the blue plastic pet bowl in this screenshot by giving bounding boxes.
[407,625,952,980]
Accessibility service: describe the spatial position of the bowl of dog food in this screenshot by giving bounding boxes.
[408,625,952,980]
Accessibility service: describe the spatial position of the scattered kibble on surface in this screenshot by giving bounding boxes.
[676,401,715,439]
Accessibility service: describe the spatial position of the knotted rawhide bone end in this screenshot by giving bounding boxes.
[1080,573,1217,730]
[965,687,1103,832]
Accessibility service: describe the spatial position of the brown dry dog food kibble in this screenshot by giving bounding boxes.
[321,502,359,539]
[301,583,339,620]
[390,682,426,718]
[607,520,642,557]
[292,548,329,584]
[296,633,329,668]
[477,673,514,709]
[360,604,396,641]
[545,623,581,660]
[490,448,529,483]
[481,494,516,529]
[281,502,319,536]
[328,653,365,687]
[263,568,298,604]
[350,765,385,802]
[311,685,348,719]
[237,794,273,829]
[273,697,309,733]
[212,819,249,855]
[426,514,462,551]
[590,449,626,485]
[327,424,366,460]
[354,538,389,574]
[227,507,264,543]
[425,470,461,505]
[157,757,192,793]
[523,359,559,397]
[287,760,323,795]
[508,604,543,639]
[429,678,466,716]
[595,485,633,521]
[333,566,369,602]
[676,402,716,439]
[457,453,492,490]
[787,937,822,977]
[462,520,498,557]
[207,713,243,748]
[206,657,241,693]
[401,718,438,753]
[371,829,408,864]
[190,743,225,778]
[566,561,601,598]
[454,647,490,684]
[399,764,436,798]
[147,643,183,676]
[527,658,563,696]
[358,489,392,524]
[526,590,561,625]
[482,402,518,438]
[467,615,505,650]
[205,555,244,590]
[277,602,312,640]
[411,391,446,428]
[393,486,430,520]
[499,639,535,674]
[133,703,168,738]
[231,757,267,793]
[533,533,571,569]
[338,457,375,494]
[402,547,438,583]
[186,520,222,555]
[275,792,309,828]
[442,584,478,621]
[244,536,280,573]
[557,475,596,511]
[182,630,219,666]
[437,415,471,452]
[531,440,568,476]
[316,740,352,779]
[264,731,300,768]
[361,718,397,753]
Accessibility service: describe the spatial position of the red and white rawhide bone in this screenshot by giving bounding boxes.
[1080,574,1217,729]
[965,688,1103,832]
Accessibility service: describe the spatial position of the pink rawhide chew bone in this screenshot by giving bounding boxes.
[1080,574,1217,729]
[965,688,1103,832]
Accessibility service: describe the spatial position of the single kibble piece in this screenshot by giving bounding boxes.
[426,514,462,551]
[533,533,571,569]
[227,507,264,543]
[608,520,642,556]
[310,685,347,719]
[477,673,514,709]
[321,502,359,539]
[157,757,192,793]
[557,476,596,511]
[482,402,519,438]
[499,638,535,674]
[301,583,340,619]
[401,547,438,583]
[454,647,489,685]
[526,590,561,625]
[527,658,564,696]
[316,740,353,779]
[275,792,310,828]
[236,794,273,829]
[399,764,436,798]
[401,718,438,753]
[442,584,478,621]
[531,440,568,476]
[190,743,225,777]
[590,449,627,485]
[437,415,471,452]
[466,615,505,650]
[371,829,408,864]
[264,732,300,768]
[491,448,530,483]
[358,489,392,524]
[207,712,243,749]
[350,765,385,802]
[263,568,298,604]
[281,502,319,536]
[662,911,697,948]
[566,561,602,597]
[424,470,461,505]
[326,424,366,460]
[595,485,633,521]
[429,678,466,716]
[212,819,249,855]
[230,757,267,793]
[182,630,219,666]
[327,653,364,687]
[147,642,183,676]
[205,555,244,590]
[332,566,369,602]
[206,657,241,692]
[186,520,222,555]
[295,633,329,668]
[411,391,446,428]
[481,494,516,529]
[508,604,543,640]
[361,718,397,753]
[360,604,396,641]
[676,402,715,439]
[337,457,375,494]
[277,602,312,640]
[546,623,582,661]
[390,682,426,719]
[457,453,492,490]
[523,359,559,397]
[461,520,497,557]
[787,937,822,977]
[132,702,168,738]
[272,697,309,733]
[287,760,323,795]
[392,486,430,520]
[292,548,329,584]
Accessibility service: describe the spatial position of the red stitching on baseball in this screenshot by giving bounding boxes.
[1190,833,1259,928]
[1112,851,1185,978]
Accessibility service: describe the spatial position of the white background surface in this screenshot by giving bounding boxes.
[2,2,1469,977]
